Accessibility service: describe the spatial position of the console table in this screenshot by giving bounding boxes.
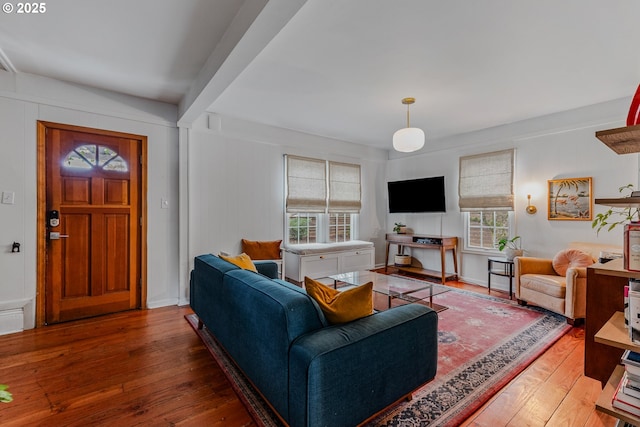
[385,233,458,284]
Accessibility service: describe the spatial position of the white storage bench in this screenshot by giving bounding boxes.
[284,241,375,283]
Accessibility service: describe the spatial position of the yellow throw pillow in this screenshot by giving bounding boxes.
[219,253,257,272]
[304,277,373,324]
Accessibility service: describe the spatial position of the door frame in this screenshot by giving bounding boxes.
[36,121,148,326]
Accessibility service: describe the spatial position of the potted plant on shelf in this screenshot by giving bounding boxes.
[393,222,407,234]
[592,184,640,234]
[497,236,523,261]
[592,184,640,270]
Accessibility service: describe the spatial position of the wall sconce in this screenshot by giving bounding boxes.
[525,194,537,214]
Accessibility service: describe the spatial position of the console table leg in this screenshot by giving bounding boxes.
[452,247,458,277]
[487,258,491,295]
[385,242,390,272]
[440,247,446,284]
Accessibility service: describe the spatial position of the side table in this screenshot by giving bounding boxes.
[487,257,514,299]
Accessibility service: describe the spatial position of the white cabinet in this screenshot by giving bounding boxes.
[341,249,375,272]
[284,246,375,283]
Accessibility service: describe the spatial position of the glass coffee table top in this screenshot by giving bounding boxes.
[327,271,449,312]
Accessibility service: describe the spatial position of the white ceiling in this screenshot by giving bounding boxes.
[1,0,639,151]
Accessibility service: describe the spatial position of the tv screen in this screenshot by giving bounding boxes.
[387,176,446,213]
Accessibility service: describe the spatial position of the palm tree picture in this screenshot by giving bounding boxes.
[548,177,592,220]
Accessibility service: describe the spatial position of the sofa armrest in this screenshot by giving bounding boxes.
[565,267,588,319]
[514,257,556,275]
[254,260,278,279]
[288,304,437,427]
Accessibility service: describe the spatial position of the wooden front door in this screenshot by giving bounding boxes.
[39,122,145,324]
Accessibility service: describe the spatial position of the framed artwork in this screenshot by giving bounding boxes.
[547,177,592,220]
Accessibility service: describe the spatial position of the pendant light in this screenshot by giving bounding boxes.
[392,97,425,152]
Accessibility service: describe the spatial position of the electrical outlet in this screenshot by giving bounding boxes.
[1,191,15,205]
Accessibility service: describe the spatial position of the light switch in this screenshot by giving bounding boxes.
[161,198,169,209]
[1,191,15,205]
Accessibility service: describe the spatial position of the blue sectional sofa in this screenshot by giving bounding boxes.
[190,254,438,427]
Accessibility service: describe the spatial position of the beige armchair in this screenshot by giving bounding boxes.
[514,242,622,325]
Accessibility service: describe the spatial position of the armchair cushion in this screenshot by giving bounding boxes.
[552,249,593,276]
[519,274,566,299]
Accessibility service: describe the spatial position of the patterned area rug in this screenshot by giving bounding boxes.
[186,287,571,426]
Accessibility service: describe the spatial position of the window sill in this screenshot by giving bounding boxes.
[461,247,503,257]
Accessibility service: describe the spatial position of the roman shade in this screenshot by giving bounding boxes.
[286,155,327,213]
[328,161,361,213]
[458,149,514,211]
[286,155,361,214]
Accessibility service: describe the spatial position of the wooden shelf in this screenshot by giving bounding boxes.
[395,266,458,282]
[596,124,640,154]
[595,197,640,207]
[596,365,640,425]
[594,312,640,423]
[595,312,640,351]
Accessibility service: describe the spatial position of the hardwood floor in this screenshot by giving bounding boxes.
[0,278,619,426]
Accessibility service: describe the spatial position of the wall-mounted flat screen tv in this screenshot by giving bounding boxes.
[387,176,446,213]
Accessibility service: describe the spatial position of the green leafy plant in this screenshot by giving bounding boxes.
[0,384,12,403]
[592,184,640,234]
[289,216,309,241]
[496,236,521,251]
[393,222,406,233]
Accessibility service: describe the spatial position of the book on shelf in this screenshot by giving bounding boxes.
[613,371,640,417]
[626,285,630,326]
[628,285,640,344]
[624,374,640,400]
[623,350,640,377]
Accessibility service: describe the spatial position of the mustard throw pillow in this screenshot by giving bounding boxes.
[219,253,257,272]
[304,277,373,324]
[241,239,282,260]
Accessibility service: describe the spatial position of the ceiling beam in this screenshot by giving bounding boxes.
[178,0,307,127]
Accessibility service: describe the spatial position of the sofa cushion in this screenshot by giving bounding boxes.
[520,274,566,298]
[304,277,373,324]
[273,278,329,327]
[220,252,257,272]
[242,239,282,260]
[552,249,593,276]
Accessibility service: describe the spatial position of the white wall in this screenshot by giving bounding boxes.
[184,99,638,297]
[386,97,637,291]
[184,114,388,297]
[0,71,180,334]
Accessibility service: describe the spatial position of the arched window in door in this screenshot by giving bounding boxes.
[62,144,128,172]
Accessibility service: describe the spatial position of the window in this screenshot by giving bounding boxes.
[329,213,351,242]
[287,213,355,244]
[288,213,318,244]
[285,155,360,244]
[466,211,512,251]
[63,144,128,172]
[459,149,515,252]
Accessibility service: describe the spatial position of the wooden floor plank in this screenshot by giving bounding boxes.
[0,279,616,426]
